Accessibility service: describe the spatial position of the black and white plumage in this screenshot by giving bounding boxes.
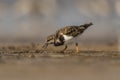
[42,22,93,53]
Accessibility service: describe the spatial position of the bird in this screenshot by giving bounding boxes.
[42,22,93,54]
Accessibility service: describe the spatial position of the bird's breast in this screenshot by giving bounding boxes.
[63,35,73,41]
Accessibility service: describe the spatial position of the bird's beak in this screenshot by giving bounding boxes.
[42,43,48,49]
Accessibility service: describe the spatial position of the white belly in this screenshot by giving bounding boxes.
[63,35,73,41]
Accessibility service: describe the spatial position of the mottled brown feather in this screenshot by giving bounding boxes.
[45,22,93,46]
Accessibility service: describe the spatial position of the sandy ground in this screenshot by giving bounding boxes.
[0,43,120,80]
[1,56,120,80]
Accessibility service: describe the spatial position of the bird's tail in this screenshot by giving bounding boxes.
[80,22,93,29]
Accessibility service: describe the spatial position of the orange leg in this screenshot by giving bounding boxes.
[61,45,68,53]
[75,43,79,55]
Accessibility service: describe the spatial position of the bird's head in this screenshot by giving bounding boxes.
[42,34,55,48]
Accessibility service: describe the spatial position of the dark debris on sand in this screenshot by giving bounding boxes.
[0,50,120,59]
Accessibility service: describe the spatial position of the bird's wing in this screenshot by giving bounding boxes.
[56,26,80,37]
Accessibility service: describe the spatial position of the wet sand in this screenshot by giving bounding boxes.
[0,44,120,80]
[0,51,120,80]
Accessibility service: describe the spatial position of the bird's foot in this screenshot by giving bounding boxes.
[59,45,68,54]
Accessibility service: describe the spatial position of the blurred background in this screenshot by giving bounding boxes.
[0,1,120,80]
[0,0,119,46]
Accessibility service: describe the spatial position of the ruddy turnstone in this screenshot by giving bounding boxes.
[42,22,93,53]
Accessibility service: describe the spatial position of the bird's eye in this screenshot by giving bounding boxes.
[47,39,50,42]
